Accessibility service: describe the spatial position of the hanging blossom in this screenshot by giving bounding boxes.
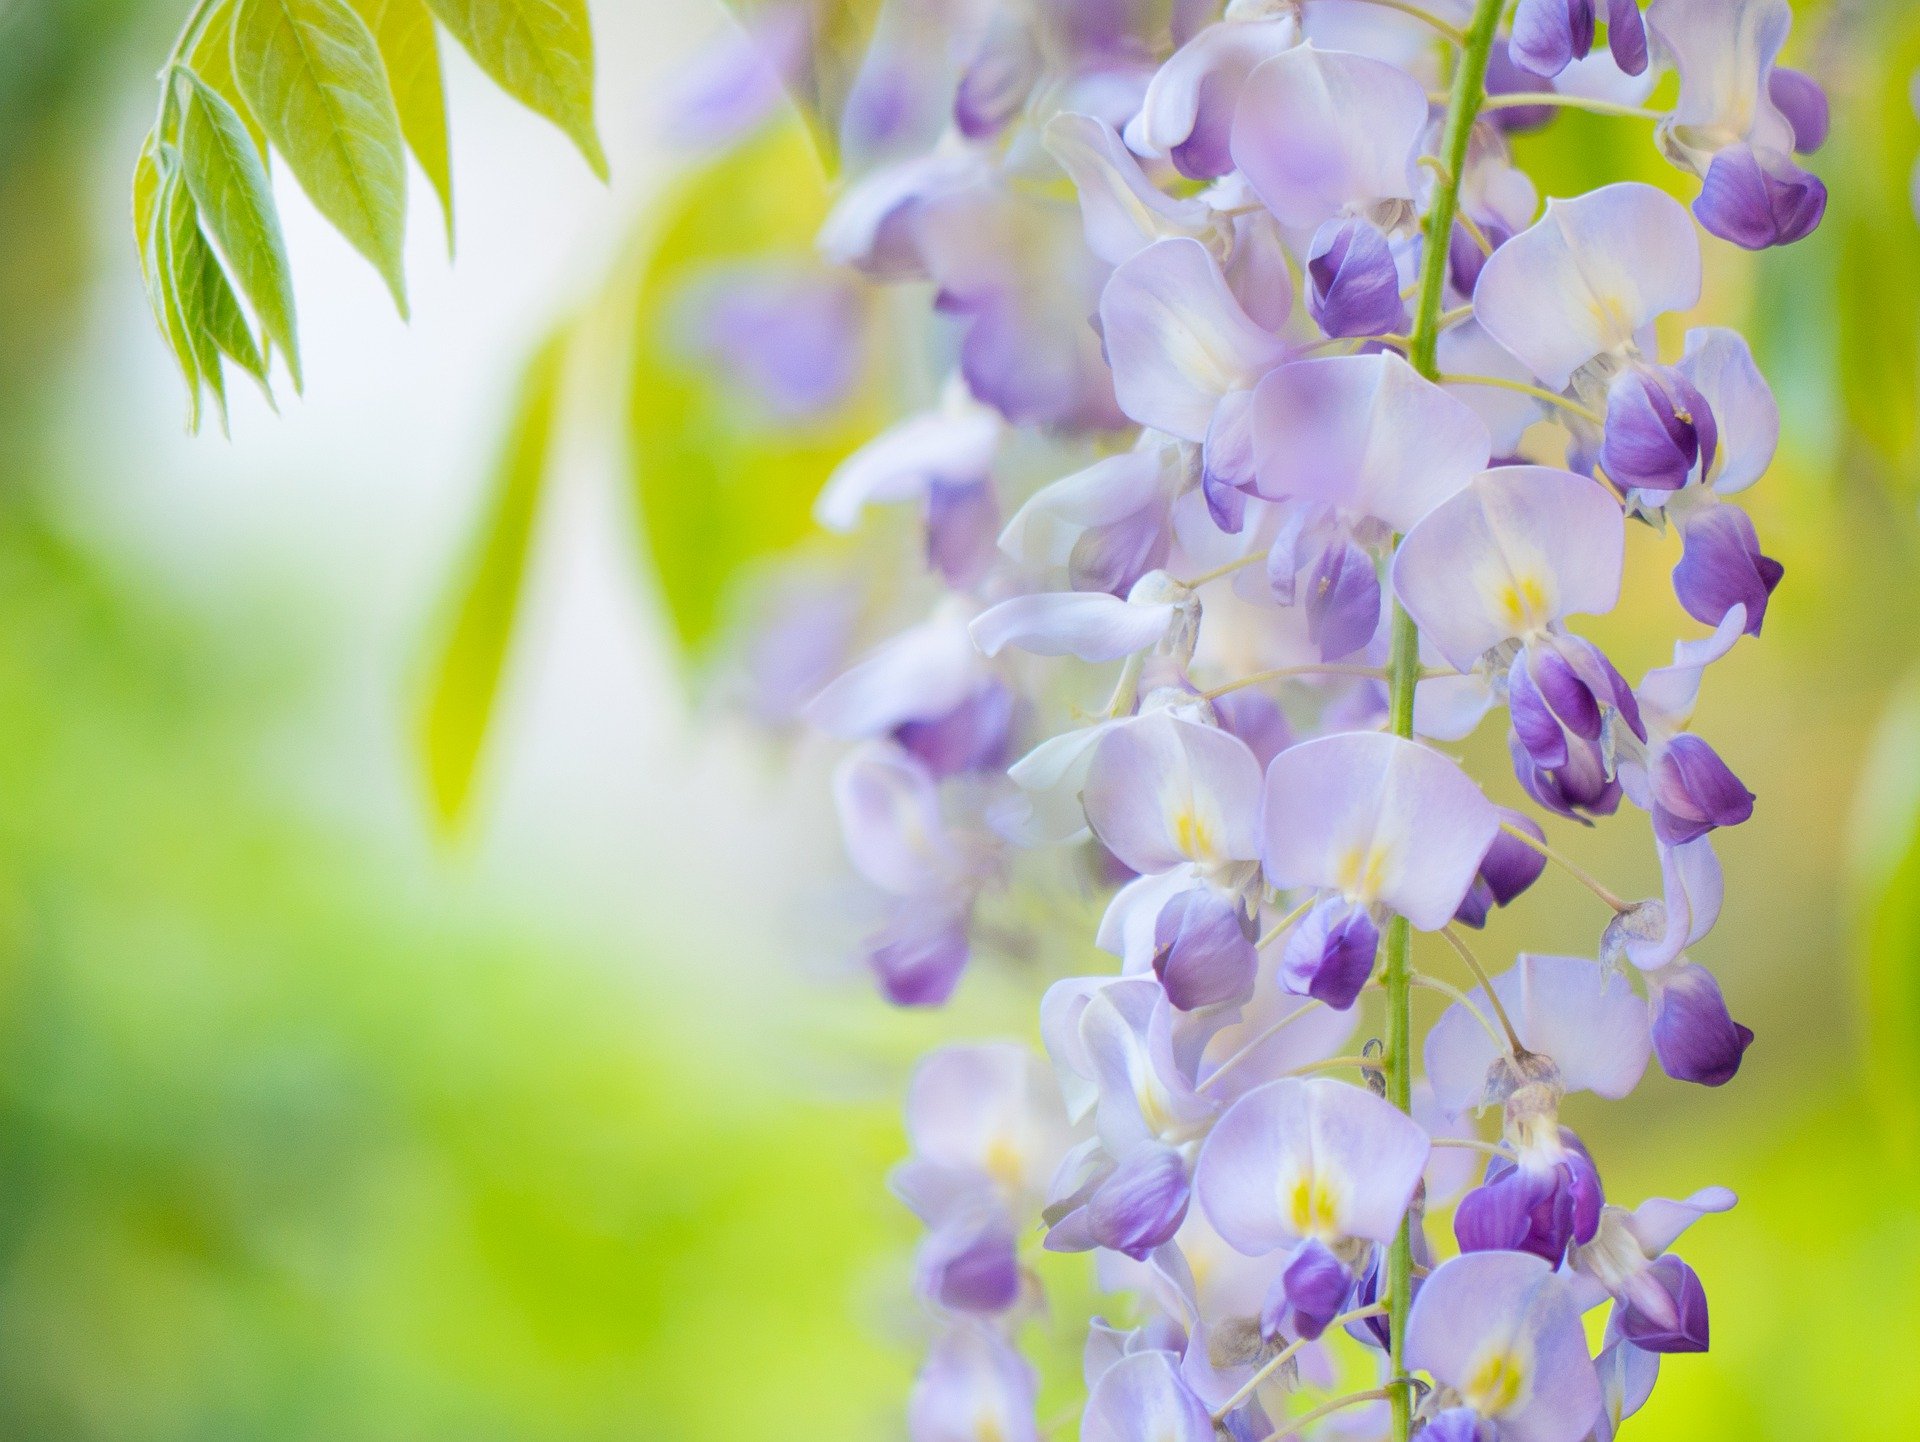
[691,0,1822,1436]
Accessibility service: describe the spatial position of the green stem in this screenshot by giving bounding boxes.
[1385,2,1505,1437]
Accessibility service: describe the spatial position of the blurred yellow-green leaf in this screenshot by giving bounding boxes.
[626,114,876,661]
[417,324,569,831]
[721,0,885,170]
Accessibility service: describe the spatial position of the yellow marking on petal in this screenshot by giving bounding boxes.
[985,1135,1025,1190]
[1493,571,1554,634]
[1173,807,1216,863]
[1464,1348,1530,1416]
[974,1414,1006,1442]
[1287,1171,1341,1239]
[1336,842,1390,904]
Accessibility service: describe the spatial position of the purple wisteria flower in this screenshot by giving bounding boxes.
[769,1,1794,1434]
[1407,1251,1603,1442]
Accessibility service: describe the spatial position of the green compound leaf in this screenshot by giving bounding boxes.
[626,116,877,661]
[233,0,411,315]
[348,0,454,245]
[423,0,605,180]
[176,68,302,390]
[416,324,570,832]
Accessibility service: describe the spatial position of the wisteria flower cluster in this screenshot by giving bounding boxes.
[734,0,1821,1438]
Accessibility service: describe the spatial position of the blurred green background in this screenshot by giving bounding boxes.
[2,0,1919,1437]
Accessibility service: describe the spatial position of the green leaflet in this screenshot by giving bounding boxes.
[627,117,876,660]
[416,325,570,832]
[136,148,205,428]
[424,0,604,179]
[348,0,454,245]
[155,168,228,431]
[720,0,884,171]
[189,1,271,159]
[176,69,302,391]
[1852,673,1920,1145]
[232,0,411,315]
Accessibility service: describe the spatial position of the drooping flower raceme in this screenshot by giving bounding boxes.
[702,0,1819,1437]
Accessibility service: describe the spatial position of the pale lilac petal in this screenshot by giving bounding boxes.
[1085,713,1265,874]
[1423,954,1654,1114]
[1046,112,1225,265]
[1263,732,1501,930]
[1081,978,1217,1152]
[1676,326,1777,493]
[1101,238,1290,441]
[1626,1186,1738,1259]
[1127,17,1300,178]
[1415,672,1499,743]
[910,1324,1041,1442]
[1407,1252,1603,1442]
[1250,354,1492,531]
[1230,43,1430,232]
[1648,0,1798,166]
[1473,183,1702,389]
[1611,837,1724,971]
[809,610,985,738]
[971,590,1181,662]
[1391,466,1625,672]
[1097,869,1197,974]
[1195,1077,1431,1252]
[1438,320,1548,454]
[1081,1351,1213,1442]
[1636,607,1746,729]
[834,743,964,896]
[1000,445,1180,569]
[906,1043,1068,1198]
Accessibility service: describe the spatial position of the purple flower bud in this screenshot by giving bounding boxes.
[1212,690,1294,772]
[869,908,972,1008]
[1279,898,1380,1010]
[954,14,1040,140]
[1457,1138,1604,1267]
[1483,50,1556,132]
[1453,808,1549,928]
[1306,218,1408,340]
[1617,1254,1711,1354]
[896,683,1016,778]
[1650,962,1753,1086]
[1510,0,1647,78]
[918,1209,1022,1313]
[925,477,1001,588]
[1769,67,1830,154]
[1305,538,1384,662]
[1260,1239,1354,1343]
[1601,364,1718,493]
[1070,508,1173,597]
[1511,729,1622,822]
[1448,212,1511,298]
[1086,1144,1191,1261]
[1693,144,1827,251]
[1650,734,1755,846]
[1423,1408,1491,1442]
[1674,504,1783,636]
[1153,889,1259,1011]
